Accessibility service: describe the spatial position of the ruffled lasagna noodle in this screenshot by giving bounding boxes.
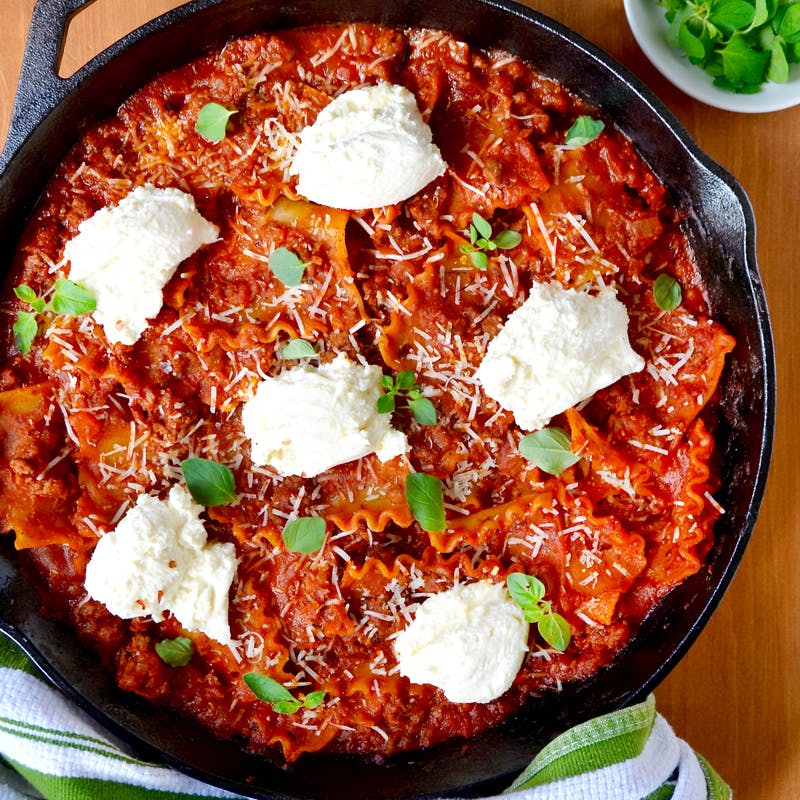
[0,24,734,761]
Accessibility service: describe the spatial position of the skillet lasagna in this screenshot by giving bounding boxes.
[0,24,734,761]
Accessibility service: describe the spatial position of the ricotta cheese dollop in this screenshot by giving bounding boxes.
[64,184,219,345]
[393,581,529,704]
[84,484,237,645]
[241,353,409,477]
[476,281,645,431]
[289,82,446,209]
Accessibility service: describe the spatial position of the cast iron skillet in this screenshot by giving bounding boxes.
[0,0,775,798]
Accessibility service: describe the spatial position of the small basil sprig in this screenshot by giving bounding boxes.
[519,427,579,475]
[405,473,446,532]
[244,673,326,715]
[460,213,522,269]
[378,370,437,426]
[269,247,311,287]
[181,457,237,506]
[506,573,571,652]
[563,116,605,147]
[653,274,682,311]
[283,516,326,554]
[13,279,96,354]
[155,636,195,667]
[281,338,316,360]
[195,102,237,142]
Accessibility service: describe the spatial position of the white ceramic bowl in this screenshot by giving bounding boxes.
[624,0,800,112]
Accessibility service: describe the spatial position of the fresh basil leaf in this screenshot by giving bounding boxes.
[564,116,605,147]
[709,0,756,35]
[653,273,682,311]
[704,52,725,77]
[679,20,707,63]
[13,312,38,354]
[405,473,446,532]
[523,607,546,624]
[749,0,771,29]
[470,251,489,270]
[14,284,37,304]
[303,690,326,709]
[51,278,96,315]
[493,229,522,250]
[282,516,326,554]
[720,33,770,86]
[195,102,237,143]
[767,38,790,81]
[14,284,44,312]
[281,338,316,360]
[758,23,777,49]
[395,370,416,391]
[409,397,437,426]
[155,636,194,667]
[667,6,692,48]
[244,673,295,703]
[381,374,395,390]
[538,613,571,652]
[779,2,800,42]
[269,247,310,287]
[181,457,237,506]
[506,573,546,609]
[519,427,579,475]
[376,393,396,414]
[272,699,303,714]
[472,212,493,240]
[713,75,738,91]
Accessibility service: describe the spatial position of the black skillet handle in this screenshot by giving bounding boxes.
[0,0,94,173]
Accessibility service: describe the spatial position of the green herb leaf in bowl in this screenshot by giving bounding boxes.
[658,0,800,92]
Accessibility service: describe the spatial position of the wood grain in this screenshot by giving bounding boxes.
[0,1,796,796]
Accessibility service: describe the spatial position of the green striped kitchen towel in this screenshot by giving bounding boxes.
[0,634,730,800]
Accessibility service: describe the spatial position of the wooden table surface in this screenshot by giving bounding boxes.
[0,1,796,796]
